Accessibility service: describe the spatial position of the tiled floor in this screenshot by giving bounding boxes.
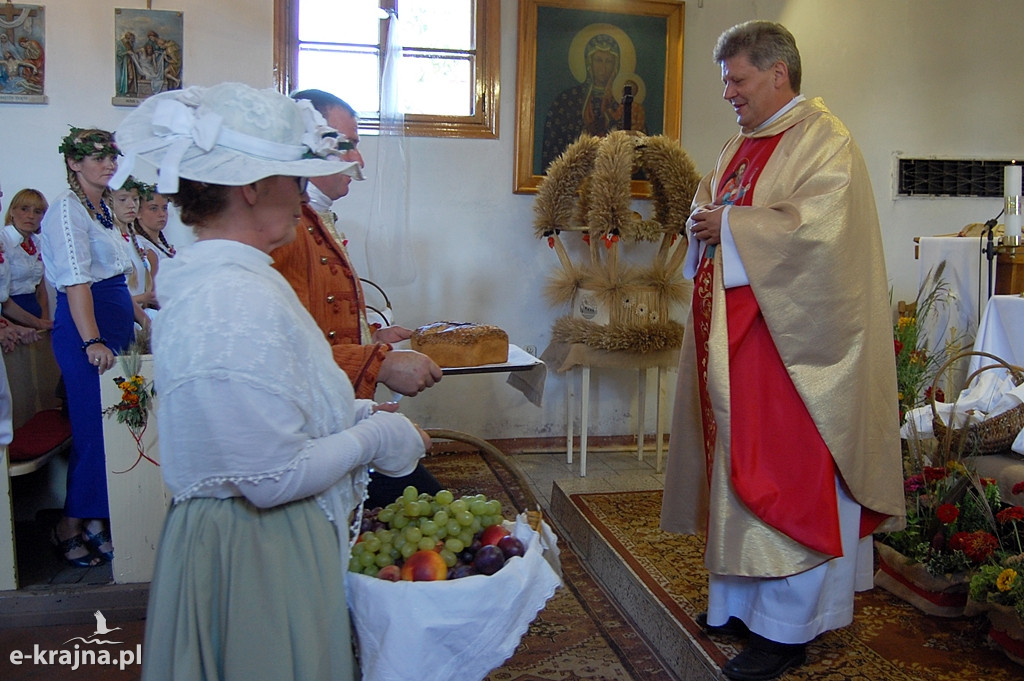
[512,445,667,510]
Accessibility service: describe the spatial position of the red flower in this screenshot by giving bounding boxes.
[980,477,998,488]
[996,506,1024,524]
[923,386,945,403]
[894,339,904,356]
[1013,480,1024,495]
[904,475,924,494]
[936,503,959,524]
[922,466,948,482]
[949,530,999,563]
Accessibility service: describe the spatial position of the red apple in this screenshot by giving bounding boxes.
[377,564,401,581]
[479,524,511,547]
[400,550,448,581]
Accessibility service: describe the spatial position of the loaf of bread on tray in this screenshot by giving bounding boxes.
[410,321,509,368]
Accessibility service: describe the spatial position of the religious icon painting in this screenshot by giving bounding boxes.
[113,8,183,107]
[0,3,46,104]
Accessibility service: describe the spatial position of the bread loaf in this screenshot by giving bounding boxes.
[410,321,509,368]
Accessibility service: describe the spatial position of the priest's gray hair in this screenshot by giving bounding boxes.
[713,20,802,93]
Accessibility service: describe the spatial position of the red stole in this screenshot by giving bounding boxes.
[692,133,845,558]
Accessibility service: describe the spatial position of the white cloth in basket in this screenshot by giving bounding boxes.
[347,514,563,681]
[901,370,1024,439]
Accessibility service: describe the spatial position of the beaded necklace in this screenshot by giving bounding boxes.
[19,234,38,257]
[85,197,115,230]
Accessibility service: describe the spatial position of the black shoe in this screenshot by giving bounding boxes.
[722,634,806,681]
[696,612,749,637]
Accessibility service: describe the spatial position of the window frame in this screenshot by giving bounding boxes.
[273,0,500,139]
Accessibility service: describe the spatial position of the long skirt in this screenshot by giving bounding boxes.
[141,495,356,681]
[52,275,135,519]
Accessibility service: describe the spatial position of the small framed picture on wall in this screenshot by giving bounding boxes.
[0,3,47,104]
[113,7,183,107]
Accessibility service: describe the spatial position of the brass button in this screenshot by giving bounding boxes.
[320,256,328,265]
[306,225,315,233]
[327,331,336,339]
[326,295,335,303]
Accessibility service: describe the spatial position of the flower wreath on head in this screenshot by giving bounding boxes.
[58,127,121,161]
[122,176,156,201]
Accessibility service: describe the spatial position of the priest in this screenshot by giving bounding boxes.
[659,21,906,681]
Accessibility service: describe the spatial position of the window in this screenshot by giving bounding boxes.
[274,0,499,138]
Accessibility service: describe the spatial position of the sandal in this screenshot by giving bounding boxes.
[82,525,115,562]
[51,528,103,568]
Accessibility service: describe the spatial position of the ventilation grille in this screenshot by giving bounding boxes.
[897,158,1018,198]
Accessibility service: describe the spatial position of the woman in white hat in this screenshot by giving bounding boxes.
[115,82,428,681]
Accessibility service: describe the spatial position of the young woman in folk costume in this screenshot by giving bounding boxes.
[109,177,159,311]
[38,127,149,567]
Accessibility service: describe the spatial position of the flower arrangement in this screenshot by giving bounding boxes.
[893,262,965,422]
[102,339,158,472]
[969,481,1024,618]
[878,458,1004,576]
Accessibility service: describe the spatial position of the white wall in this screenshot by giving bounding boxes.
[3,0,1022,441]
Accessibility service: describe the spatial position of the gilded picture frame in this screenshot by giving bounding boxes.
[514,0,684,196]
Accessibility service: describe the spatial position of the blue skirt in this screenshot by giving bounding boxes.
[52,275,135,519]
[10,291,42,318]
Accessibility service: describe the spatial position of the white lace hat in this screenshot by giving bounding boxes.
[111,82,362,194]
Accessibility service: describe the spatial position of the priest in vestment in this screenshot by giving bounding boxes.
[659,21,905,681]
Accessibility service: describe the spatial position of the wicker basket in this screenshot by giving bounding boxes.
[930,351,1024,455]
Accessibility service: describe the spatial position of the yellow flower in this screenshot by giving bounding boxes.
[997,568,1018,592]
[898,316,915,330]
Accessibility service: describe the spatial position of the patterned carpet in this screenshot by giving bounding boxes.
[570,489,1022,680]
[423,450,674,681]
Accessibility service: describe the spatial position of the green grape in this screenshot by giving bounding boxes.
[393,534,407,550]
[391,513,410,529]
[400,542,417,559]
[435,489,455,506]
[403,501,420,517]
[434,524,448,539]
[420,520,439,536]
[378,508,395,524]
[456,510,474,527]
[469,517,482,534]
[374,552,394,568]
[363,536,382,554]
[473,494,487,503]
[433,509,449,526]
[403,526,423,543]
[485,500,501,516]
[439,548,458,568]
[402,486,419,503]
[362,565,379,577]
[417,500,433,517]
[352,541,368,556]
[375,528,392,542]
[446,519,462,536]
[458,529,474,546]
[445,537,465,554]
[348,556,362,572]
[359,552,376,568]
[449,499,468,514]
[417,536,437,551]
[388,547,400,560]
[469,499,488,516]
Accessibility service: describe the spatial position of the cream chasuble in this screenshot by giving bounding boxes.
[660,98,906,578]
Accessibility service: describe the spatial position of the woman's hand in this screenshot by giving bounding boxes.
[85,342,117,373]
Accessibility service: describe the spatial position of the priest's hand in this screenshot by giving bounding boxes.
[690,204,724,245]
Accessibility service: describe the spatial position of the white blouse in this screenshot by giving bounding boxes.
[39,189,134,292]
[153,239,422,520]
[0,224,44,296]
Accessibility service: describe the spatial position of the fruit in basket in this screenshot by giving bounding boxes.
[401,549,449,581]
[473,544,506,575]
[448,564,479,579]
[377,565,402,581]
[480,524,511,546]
[497,535,526,559]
